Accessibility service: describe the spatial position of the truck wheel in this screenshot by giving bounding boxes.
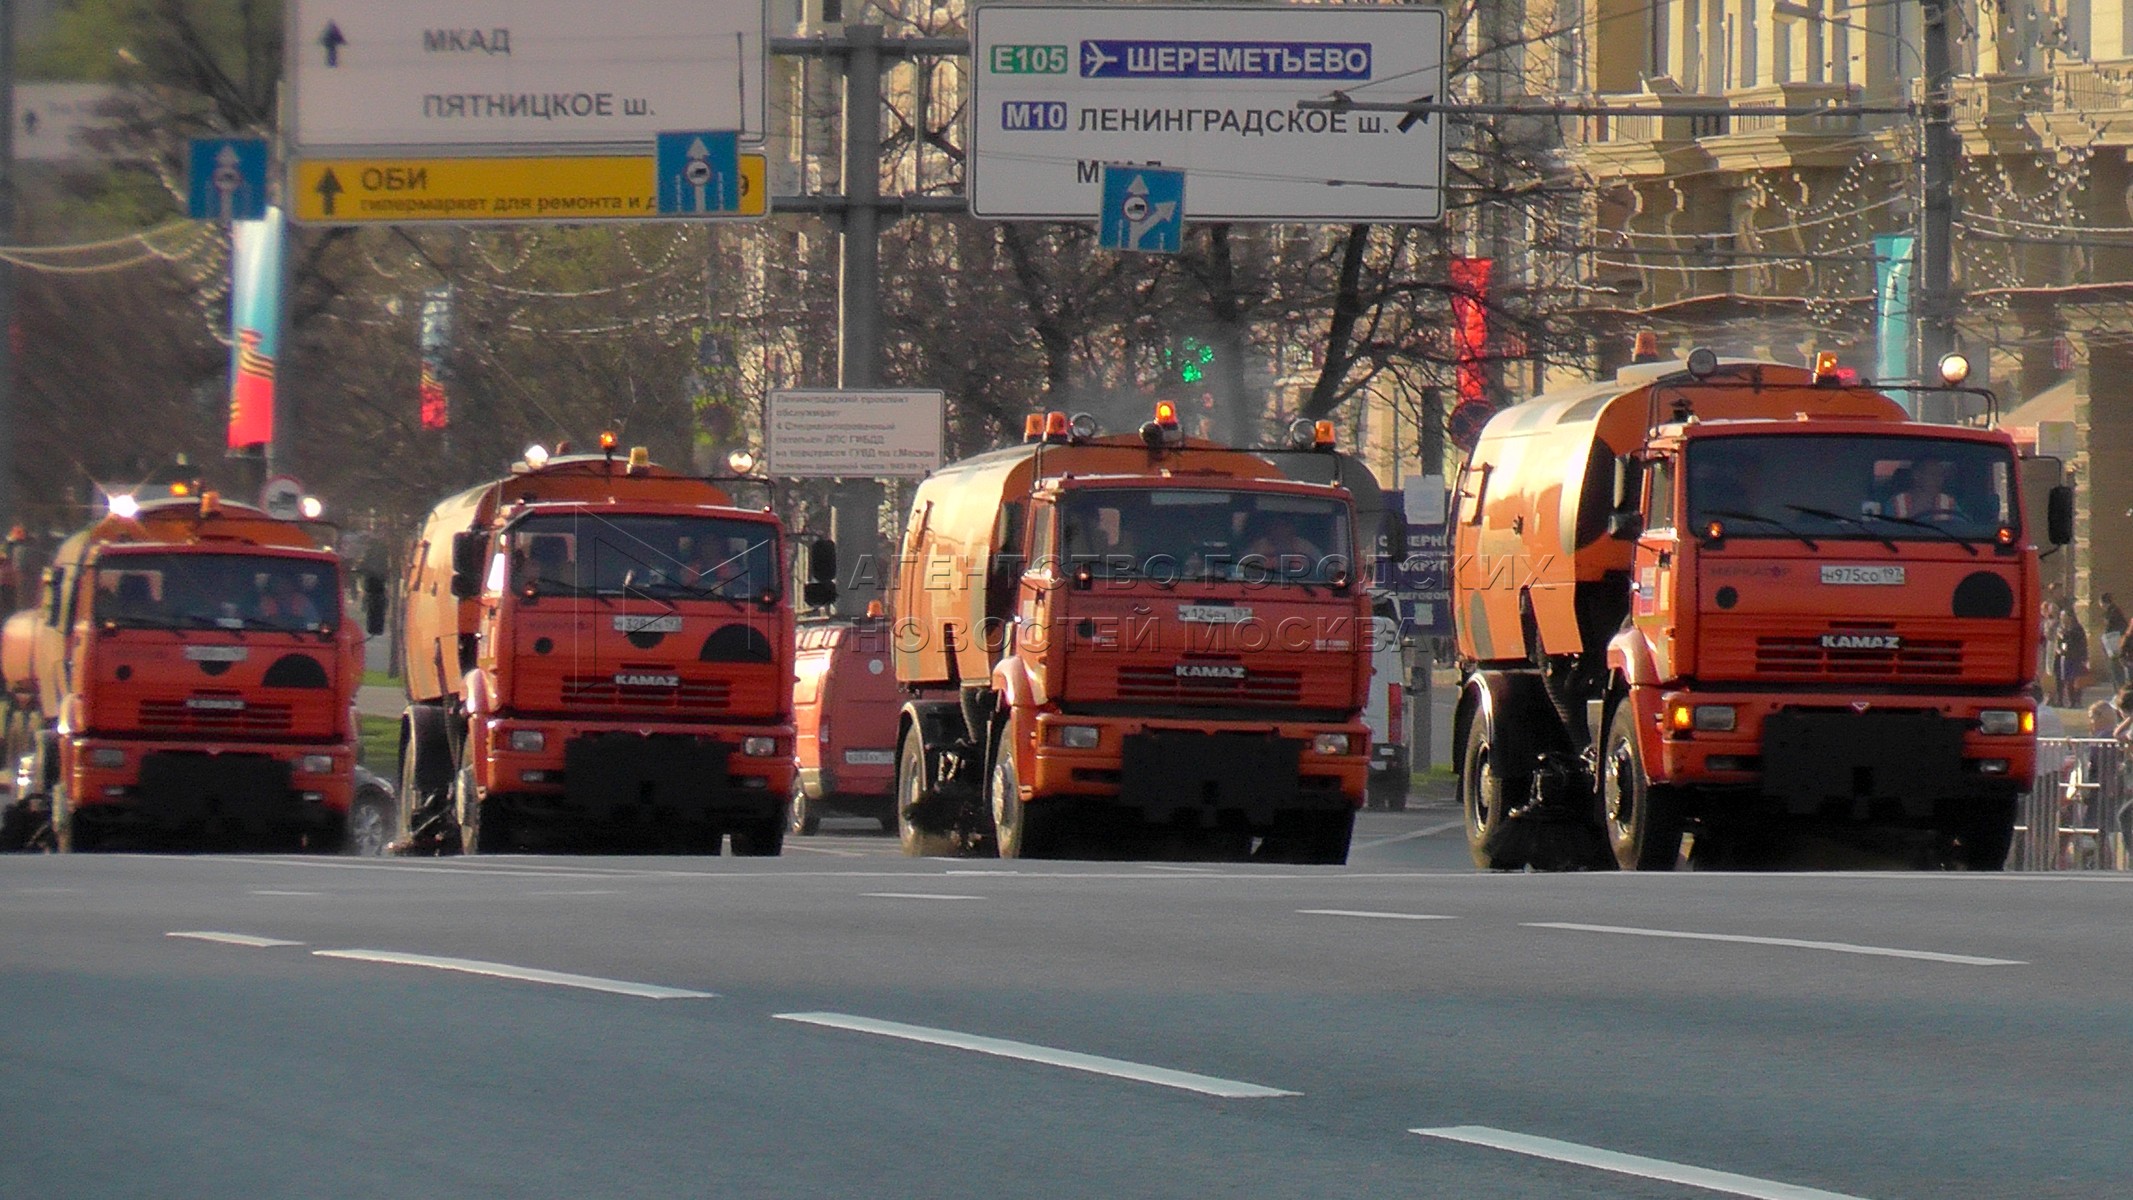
[1603,709,1683,870]
[1368,772,1408,812]
[1947,794,2016,871]
[457,767,510,854]
[1461,720,1528,870]
[730,819,785,857]
[990,742,1058,860]
[345,786,395,857]
[787,783,821,836]
[894,726,959,857]
[51,786,94,853]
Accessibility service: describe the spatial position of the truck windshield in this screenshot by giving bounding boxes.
[500,514,779,600]
[1684,436,2019,542]
[1058,488,1352,584]
[93,553,339,632]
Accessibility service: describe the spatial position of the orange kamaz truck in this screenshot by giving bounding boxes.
[0,491,368,851]
[396,442,813,854]
[889,406,1373,862]
[1452,351,2070,871]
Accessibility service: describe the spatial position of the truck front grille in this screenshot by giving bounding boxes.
[561,675,732,711]
[1113,665,1304,705]
[1754,636,1964,679]
[138,698,296,735]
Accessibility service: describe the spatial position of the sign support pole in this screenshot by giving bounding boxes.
[0,0,16,531]
[771,29,967,616]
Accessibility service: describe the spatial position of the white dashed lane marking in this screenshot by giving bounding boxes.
[775,1012,1299,1099]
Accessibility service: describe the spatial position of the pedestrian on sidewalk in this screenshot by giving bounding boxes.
[2053,606,2091,708]
[2099,593,2128,690]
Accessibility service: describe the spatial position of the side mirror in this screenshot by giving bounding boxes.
[1612,456,1642,512]
[449,531,486,599]
[1608,511,1645,541]
[807,538,838,585]
[802,580,838,609]
[2047,485,2074,547]
[361,573,388,636]
[42,568,63,624]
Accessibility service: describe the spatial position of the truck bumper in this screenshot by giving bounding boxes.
[478,716,794,829]
[1028,712,1366,828]
[63,735,352,841]
[1649,690,2034,819]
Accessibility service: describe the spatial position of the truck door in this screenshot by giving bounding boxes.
[1016,499,1056,699]
[1632,456,1679,678]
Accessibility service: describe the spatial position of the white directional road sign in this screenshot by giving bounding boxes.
[767,390,945,479]
[287,0,768,152]
[260,475,306,521]
[971,4,1445,222]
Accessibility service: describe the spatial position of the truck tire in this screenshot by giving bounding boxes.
[1461,719,1528,870]
[787,782,822,836]
[345,786,395,857]
[1948,794,2016,871]
[456,767,510,854]
[895,725,958,857]
[1602,708,1683,870]
[398,705,453,842]
[990,739,1058,860]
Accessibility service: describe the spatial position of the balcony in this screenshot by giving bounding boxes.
[1716,82,1864,137]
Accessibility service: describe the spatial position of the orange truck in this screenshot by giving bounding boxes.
[396,442,817,854]
[888,406,1374,862]
[789,611,902,835]
[0,491,370,851]
[1452,351,2070,871]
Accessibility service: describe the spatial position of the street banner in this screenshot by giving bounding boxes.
[225,208,284,449]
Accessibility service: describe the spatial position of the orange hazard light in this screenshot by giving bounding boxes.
[1313,419,1336,449]
[1024,413,1045,443]
[1043,411,1070,441]
[598,430,619,451]
[1154,399,1180,427]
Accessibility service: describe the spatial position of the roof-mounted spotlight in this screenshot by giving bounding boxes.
[726,448,758,474]
[299,496,325,520]
[1938,352,1972,386]
[1068,412,1100,441]
[1685,347,1720,379]
[524,444,550,467]
[108,493,140,519]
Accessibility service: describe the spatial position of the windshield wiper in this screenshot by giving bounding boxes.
[1858,511,1981,556]
[1784,505,1899,553]
[1698,508,1818,551]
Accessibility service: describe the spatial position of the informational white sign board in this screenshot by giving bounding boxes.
[971,4,1445,222]
[287,0,768,151]
[767,390,946,478]
[15,84,126,164]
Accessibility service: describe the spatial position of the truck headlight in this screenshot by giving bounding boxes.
[1692,705,1736,733]
[508,730,546,752]
[297,754,337,775]
[1977,710,2028,736]
[741,736,778,757]
[1312,733,1353,755]
[88,748,126,769]
[1051,725,1100,749]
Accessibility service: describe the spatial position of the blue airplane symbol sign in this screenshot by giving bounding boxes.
[186,138,269,221]
[1098,166,1185,254]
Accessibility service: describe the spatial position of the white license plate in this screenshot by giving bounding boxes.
[844,749,894,766]
[1819,565,1906,586]
[613,614,683,634]
[1179,604,1253,624]
[183,645,249,662]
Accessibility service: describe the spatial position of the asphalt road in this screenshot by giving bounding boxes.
[3,805,2127,1200]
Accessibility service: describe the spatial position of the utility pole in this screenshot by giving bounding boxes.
[1917,0,1960,422]
[0,0,16,529]
[770,28,965,615]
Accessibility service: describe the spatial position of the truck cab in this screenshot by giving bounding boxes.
[398,447,799,854]
[1,495,363,851]
[891,409,1372,863]
[1452,354,2065,870]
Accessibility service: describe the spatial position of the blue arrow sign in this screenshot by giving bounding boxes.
[656,131,741,215]
[186,138,269,221]
[1098,165,1185,253]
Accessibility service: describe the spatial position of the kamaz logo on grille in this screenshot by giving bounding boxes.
[1176,663,1247,680]
[1820,633,1901,651]
[613,673,680,688]
[185,696,247,711]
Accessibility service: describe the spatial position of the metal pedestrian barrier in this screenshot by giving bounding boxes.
[2013,737,2133,871]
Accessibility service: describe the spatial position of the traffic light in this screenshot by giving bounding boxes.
[1167,335,1216,384]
